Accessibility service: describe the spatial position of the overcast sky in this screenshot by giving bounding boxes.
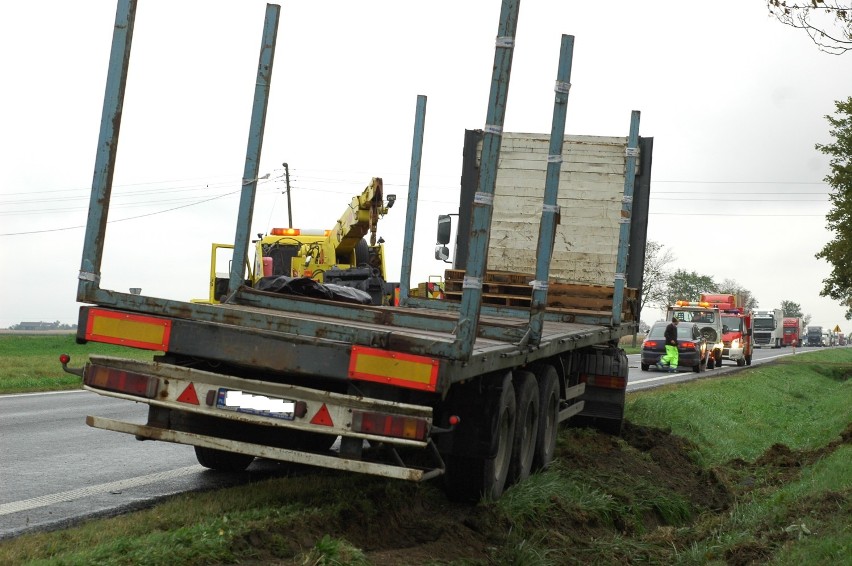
[2,1,851,333]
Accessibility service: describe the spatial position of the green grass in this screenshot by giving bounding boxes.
[0,346,849,565]
[0,334,155,394]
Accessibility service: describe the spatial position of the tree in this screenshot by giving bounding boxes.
[803,313,813,326]
[718,278,759,310]
[767,1,852,55]
[641,241,676,314]
[815,97,852,320]
[664,270,717,308]
[781,299,804,317]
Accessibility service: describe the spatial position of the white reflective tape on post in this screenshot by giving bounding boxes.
[614,273,626,281]
[78,271,98,282]
[619,218,631,224]
[473,192,494,206]
[483,124,503,135]
[542,204,560,214]
[625,147,640,158]
[529,280,549,291]
[554,80,571,94]
[463,276,483,290]
[547,154,563,163]
[495,36,515,48]
[622,195,633,204]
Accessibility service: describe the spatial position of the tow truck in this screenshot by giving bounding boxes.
[701,293,752,367]
[667,300,724,369]
[198,178,397,305]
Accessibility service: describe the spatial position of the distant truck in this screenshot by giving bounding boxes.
[60,2,654,502]
[782,317,804,347]
[752,309,784,348]
[839,333,847,346]
[807,326,824,347]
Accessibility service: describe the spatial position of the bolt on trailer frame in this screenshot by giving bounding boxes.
[73,0,647,482]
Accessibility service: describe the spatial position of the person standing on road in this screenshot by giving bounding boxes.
[657,317,679,372]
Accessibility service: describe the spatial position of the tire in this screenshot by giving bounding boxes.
[746,355,752,366]
[508,372,539,485]
[532,365,559,472]
[736,358,745,367]
[714,351,723,367]
[707,356,715,370]
[444,373,516,502]
[194,446,254,472]
[640,363,649,371]
[693,362,701,373]
[354,238,370,266]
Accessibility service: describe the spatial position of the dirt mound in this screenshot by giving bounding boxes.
[232,421,732,565]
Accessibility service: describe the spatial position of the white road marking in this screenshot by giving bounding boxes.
[0,465,205,516]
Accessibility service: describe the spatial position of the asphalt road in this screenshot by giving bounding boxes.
[0,345,814,540]
[0,391,293,540]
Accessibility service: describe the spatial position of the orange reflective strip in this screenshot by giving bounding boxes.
[348,346,439,392]
[86,308,171,351]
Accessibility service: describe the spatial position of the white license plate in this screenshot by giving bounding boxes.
[216,388,296,420]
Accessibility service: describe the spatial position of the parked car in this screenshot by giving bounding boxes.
[641,321,709,373]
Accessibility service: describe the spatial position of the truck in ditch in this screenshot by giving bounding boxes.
[60,1,652,501]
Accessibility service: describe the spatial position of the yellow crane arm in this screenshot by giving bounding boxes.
[329,177,391,254]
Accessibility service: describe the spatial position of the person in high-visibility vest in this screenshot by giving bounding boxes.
[657,317,680,372]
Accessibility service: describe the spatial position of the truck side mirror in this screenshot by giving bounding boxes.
[436,214,452,245]
[435,245,450,262]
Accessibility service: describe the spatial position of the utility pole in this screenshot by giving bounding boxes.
[282,162,293,227]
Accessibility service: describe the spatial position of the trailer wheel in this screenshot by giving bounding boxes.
[532,365,559,471]
[194,446,254,472]
[508,371,539,485]
[444,373,516,502]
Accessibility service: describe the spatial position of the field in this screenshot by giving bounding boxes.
[0,338,849,565]
[0,334,155,394]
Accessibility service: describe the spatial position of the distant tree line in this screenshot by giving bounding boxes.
[7,321,77,331]
[641,241,812,324]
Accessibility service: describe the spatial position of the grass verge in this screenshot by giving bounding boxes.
[0,349,849,565]
[0,335,154,394]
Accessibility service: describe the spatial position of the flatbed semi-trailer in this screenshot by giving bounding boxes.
[63,0,651,501]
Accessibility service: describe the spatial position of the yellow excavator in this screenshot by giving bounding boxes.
[198,177,396,305]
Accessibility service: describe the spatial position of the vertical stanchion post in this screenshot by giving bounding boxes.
[78,0,137,301]
[398,95,428,307]
[611,110,641,325]
[228,5,281,296]
[454,0,521,360]
[526,34,575,346]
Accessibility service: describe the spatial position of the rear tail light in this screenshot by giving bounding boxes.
[578,373,626,390]
[681,341,696,349]
[350,410,429,441]
[643,340,659,348]
[84,364,159,399]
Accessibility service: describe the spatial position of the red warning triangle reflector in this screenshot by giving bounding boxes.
[309,403,334,427]
[177,383,200,405]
